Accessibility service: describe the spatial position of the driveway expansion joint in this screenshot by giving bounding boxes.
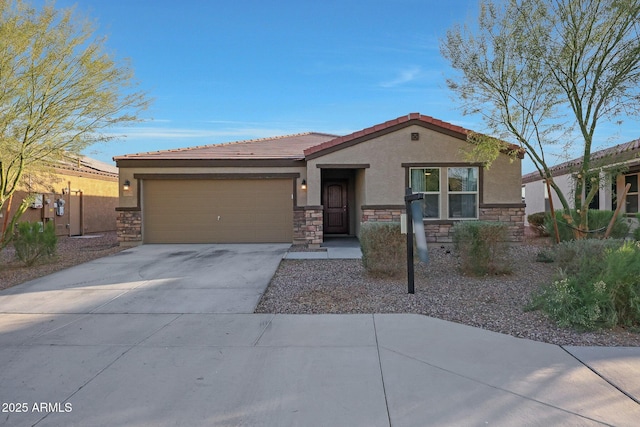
[561,345,640,406]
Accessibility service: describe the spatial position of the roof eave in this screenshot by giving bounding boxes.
[115,157,306,168]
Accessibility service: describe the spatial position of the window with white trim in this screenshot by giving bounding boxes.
[410,168,440,218]
[625,173,639,213]
[409,167,479,220]
[448,167,478,218]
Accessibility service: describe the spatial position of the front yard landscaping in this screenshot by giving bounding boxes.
[256,240,640,347]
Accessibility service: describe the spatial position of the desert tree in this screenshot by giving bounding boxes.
[441,0,640,235]
[0,0,150,248]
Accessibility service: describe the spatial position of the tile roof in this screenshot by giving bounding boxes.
[114,132,338,161]
[303,113,523,158]
[52,155,118,178]
[114,113,524,163]
[304,113,468,156]
[522,137,640,183]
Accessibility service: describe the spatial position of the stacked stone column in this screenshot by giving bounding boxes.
[116,209,142,246]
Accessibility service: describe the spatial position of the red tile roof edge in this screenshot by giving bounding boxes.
[303,113,514,157]
[522,137,640,183]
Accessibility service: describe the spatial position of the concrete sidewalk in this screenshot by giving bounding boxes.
[1,244,639,426]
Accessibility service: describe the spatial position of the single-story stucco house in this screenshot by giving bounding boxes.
[523,138,640,221]
[2,156,119,236]
[114,113,525,246]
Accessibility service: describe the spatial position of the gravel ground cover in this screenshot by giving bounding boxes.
[256,242,640,347]
[0,231,124,291]
[2,231,638,346]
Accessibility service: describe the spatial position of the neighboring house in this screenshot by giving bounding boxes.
[1,156,119,236]
[114,113,525,246]
[522,138,640,221]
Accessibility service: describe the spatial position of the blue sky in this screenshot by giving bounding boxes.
[43,0,639,173]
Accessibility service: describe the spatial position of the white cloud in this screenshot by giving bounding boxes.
[379,66,422,88]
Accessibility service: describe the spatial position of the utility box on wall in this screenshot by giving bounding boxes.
[42,194,55,219]
[30,194,44,209]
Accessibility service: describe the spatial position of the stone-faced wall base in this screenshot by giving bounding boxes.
[293,206,323,247]
[360,204,525,243]
[361,206,403,222]
[425,224,454,243]
[479,205,525,242]
[116,208,142,246]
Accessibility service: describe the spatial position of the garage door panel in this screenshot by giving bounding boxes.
[143,179,293,243]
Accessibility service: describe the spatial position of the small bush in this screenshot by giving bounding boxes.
[589,209,630,238]
[634,213,640,241]
[600,241,640,326]
[452,221,511,276]
[13,221,57,267]
[360,222,406,277]
[553,239,624,281]
[544,209,629,241]
[531,275,617,329]
[532,241,640,330]
[527,212,548,236]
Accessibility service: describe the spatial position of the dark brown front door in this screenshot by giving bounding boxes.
[323,180,349,234]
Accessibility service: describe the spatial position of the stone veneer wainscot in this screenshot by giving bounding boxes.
[116,208,142,246]
[293,206,323,247]
[360,205,524,243]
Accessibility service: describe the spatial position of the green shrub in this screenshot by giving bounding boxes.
[360,222,406,277]
[531,274,617,329]
[634,213,640,241]
[527,212,548,236]
[589,209,630,238]
[600,241,640,326]
[544,209,629,241]
[13,221,57,267]
[532,241,640,330]
[452,221,511,276]
[553,239,624,281]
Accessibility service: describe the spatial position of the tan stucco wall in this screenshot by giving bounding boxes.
[116,125,522,227]
[118,166,307,209]
[71,173,119,233]
[482,154,523,204]
[3,171,118,235]
[306,125,522,206]
[354,168,366,236]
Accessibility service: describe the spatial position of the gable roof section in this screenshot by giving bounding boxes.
[114,113,524,167]
[114,132,337,163]
[522,137,640,184]
[304,113,524,160]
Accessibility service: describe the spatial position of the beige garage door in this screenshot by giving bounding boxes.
[143,179,293,243]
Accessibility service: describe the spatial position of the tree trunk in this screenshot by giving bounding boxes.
[0,193,13,249]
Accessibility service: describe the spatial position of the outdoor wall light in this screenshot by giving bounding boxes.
[123,180,131,191]
[301,179,307,190]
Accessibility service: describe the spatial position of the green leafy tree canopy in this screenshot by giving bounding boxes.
[0,0,150,247]
[441,0,640,235]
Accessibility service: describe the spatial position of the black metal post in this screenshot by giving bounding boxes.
[405,187,415,294]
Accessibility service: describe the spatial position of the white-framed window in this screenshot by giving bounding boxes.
[448,167,478,218]
[409,168,440,218]
[409,166,479,220]
[625,173,639,213]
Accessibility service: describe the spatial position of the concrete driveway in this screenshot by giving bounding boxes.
[1,244,640,426]
[0,244,288,315]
